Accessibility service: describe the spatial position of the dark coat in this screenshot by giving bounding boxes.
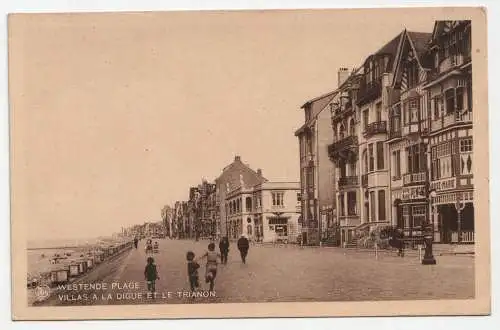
[237,237,249,251]
[219,239,230,252]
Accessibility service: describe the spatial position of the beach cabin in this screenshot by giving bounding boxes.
[49,264,69,285]
[93,251,104,264]
[76,258,88,274]
[85,256,94,269]
[68,262,80,277]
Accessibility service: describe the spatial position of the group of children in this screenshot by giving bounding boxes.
[143,242,221,294]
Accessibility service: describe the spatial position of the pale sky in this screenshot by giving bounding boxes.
[11,9,437,240]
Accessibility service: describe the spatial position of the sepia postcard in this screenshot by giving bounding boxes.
[9,7,490,320]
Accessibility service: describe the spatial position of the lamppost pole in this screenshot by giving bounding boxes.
[422,189,437,265]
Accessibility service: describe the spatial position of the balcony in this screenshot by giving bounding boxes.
[338,176,359,188]
[328,135,358,153]
[431,111,473,132]
[363,121,387,138]
[330,100,354,122]
[402,172,427,186]
[361,174,368,187]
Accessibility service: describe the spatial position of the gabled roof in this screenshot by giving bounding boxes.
[300,90,337,109]
[407,31,432,62]
[391,29,432,88]
[357,31,405,76]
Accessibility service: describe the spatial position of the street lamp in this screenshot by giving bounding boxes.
[422,189,437,265]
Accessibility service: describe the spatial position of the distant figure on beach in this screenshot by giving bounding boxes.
[144,256,159,293]
[134,237,138,249]
[237,234,250,264]
[219,236,230,264]
[186,251,200,292]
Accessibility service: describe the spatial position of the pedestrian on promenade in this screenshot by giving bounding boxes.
[219,236,230,264]
[134,237,138,249]
[237,234,250,264]
[186,251,200,292]
[145,239,153,254]
[144,256,159,294]
[197,243,221,291]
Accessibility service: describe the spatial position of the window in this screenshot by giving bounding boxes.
[456,87,464,111]
[349,162,357,176]
[347,191,357,216]
[339,194,345,216]
[445,89,455,114]
[378,190,386,221]
[412,205,427,228]
[393,150,401,178]
[368,144,374,171]
[362,150,368,174]
[376,142,384,170]
[370,191,376,222]
[433,96,442,119]
[403,101,409,125]
[409,98,419,123]
[349,118,355,136]
[307,167,315,189]
[402,206,410,228]
[460,138,473,152]
[272,192,284,207]
[467,79,472,111]
[376,102,382,122]
[363,110,369,129]
[245,197,252,212]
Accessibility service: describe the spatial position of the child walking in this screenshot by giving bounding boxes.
[144,256,159,294]
[186,251,200,292]
[197,243,221,291]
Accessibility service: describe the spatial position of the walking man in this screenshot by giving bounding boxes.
[237,234,250,264]
[219,236,230,264]
[134,237,139,249]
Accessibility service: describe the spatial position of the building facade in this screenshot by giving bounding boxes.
[214,156,268,237]
[423,20,474,243]
[303,20,474,247]
[388,30,433,240]
[226,180,301,242]
[295,82,340,246]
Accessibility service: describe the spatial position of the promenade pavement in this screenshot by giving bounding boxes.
[46,238,474,306]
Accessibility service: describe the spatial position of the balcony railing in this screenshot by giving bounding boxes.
[389,129,402,139]
[338,176,359,188]
[431,111,473,132]
[328,135,358,154]
[402,172,427,185]
[363,121,387,138]
[361,174,368,187]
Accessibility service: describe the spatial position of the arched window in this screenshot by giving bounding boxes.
[247,224,253,236]
[349,118,355,136]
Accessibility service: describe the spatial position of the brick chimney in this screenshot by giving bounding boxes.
[338,67,349,87]
[234,155,241,162]
[257,169,262,177]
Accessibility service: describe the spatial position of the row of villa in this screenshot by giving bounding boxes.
[295,20,474,246]
[162,156,302,243]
